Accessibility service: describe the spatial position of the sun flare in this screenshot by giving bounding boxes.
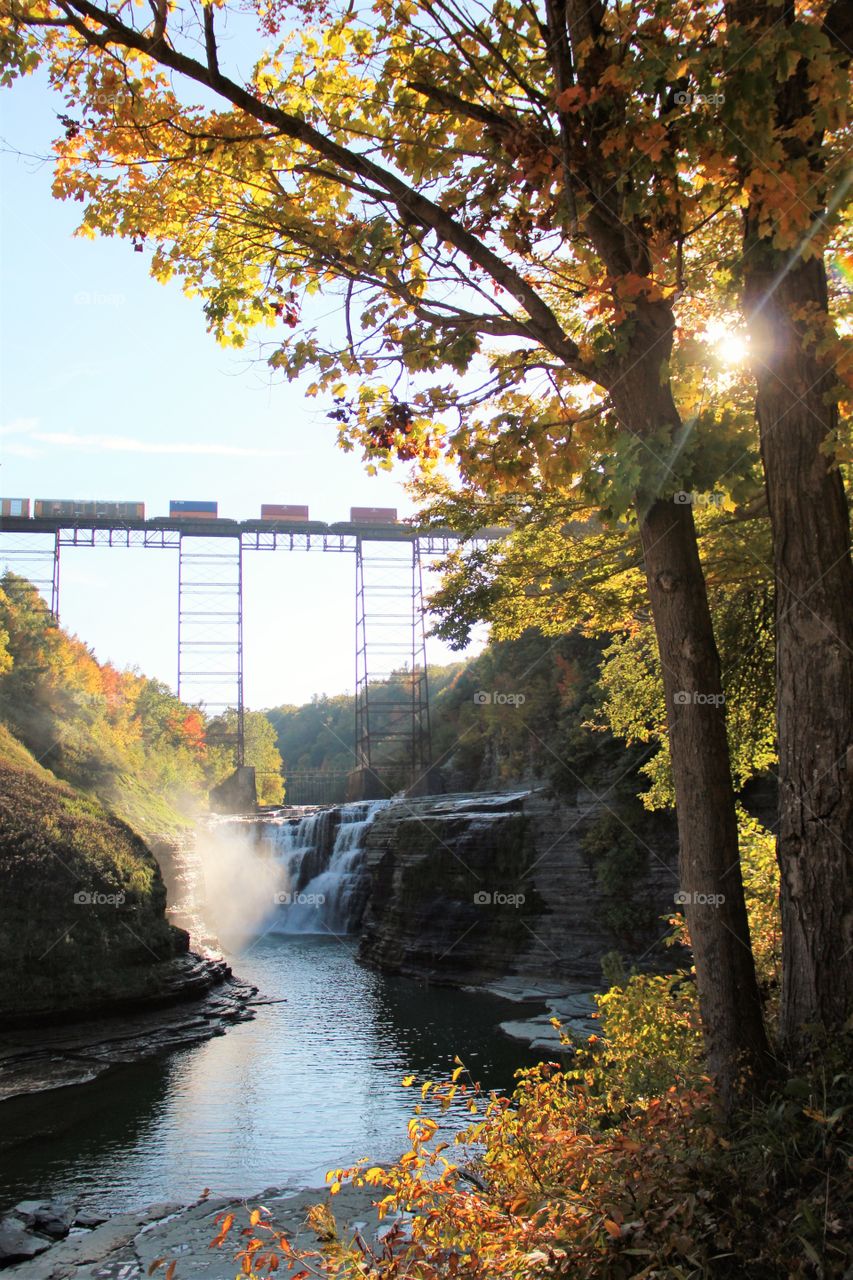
[703,318,750,366]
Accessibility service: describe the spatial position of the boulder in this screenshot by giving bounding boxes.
[73,1210,109,1230]
[0,1219,51,1267]
[29,1201,75,1239]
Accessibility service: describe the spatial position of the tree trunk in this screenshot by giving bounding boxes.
[609,363,771,1101]
[638,497,770,1094]
[741,249,853,1051]
[723,0,853,1050]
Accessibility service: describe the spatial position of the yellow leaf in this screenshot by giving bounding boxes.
[401,1074,416,1087]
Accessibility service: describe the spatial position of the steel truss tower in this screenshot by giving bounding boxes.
[354,536,431,795]
[177,535,244,765]
[0,515,503,793]
[0,531,61,619]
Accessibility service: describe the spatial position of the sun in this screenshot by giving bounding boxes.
[704,318,751,366]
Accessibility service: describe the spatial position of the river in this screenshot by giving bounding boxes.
[0,935,540,1216]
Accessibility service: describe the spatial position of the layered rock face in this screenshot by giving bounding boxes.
[357,789,681,985]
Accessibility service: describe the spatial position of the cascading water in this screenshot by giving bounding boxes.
[264,800,389,935]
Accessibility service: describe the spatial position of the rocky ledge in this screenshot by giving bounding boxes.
[0,1183,392,1277]
[470,977,601,1055]
[0,955,274,1103]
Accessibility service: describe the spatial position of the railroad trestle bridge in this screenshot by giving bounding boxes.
[0,515,501,800]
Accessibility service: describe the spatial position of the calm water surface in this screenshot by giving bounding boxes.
[0,937,540,1215]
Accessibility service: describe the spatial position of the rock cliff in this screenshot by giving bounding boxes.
[357,788,682,985]
[0,725,246,1030]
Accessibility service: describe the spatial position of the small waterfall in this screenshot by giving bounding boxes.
[264,800,389,935]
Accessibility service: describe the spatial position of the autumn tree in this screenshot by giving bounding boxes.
[208,708,285,804]
[7,0,849,1091]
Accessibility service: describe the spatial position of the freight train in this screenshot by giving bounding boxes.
[0,499,402,526]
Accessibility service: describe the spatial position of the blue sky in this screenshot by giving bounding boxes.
[0,73,484,708]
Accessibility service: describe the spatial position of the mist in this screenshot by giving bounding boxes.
[194,818,285,953]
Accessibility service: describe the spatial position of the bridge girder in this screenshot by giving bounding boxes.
[0,517,503,788]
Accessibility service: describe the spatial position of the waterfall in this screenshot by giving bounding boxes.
[263,800,389,935]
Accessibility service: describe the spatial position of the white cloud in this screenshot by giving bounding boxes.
[0,417,39,437]
[29,431,296,458]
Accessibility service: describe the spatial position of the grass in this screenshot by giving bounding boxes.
[0,723,187,1019]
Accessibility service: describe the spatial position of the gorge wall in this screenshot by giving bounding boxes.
[356,789,681,985]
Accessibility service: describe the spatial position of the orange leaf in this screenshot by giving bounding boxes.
[603,1219,622,1239]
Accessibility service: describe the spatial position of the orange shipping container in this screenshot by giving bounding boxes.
[260,504,310,521]
[349,507,397,523]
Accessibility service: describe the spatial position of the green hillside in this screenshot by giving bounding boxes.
[0,571,284,832]
[0,723,186,1018]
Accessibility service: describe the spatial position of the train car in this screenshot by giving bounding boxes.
[169,500,218,520]
[33,500,145,519]
[244,518,331,535]
[349,506,398,524]
[260,504,310,521]
[0,498,30,518]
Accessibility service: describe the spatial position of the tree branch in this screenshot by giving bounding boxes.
[407,79,519,136]
[202,4,219,81]
[543,0,579,229]
[50,0,583,370]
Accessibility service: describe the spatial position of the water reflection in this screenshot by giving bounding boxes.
[0,936,540,1215]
